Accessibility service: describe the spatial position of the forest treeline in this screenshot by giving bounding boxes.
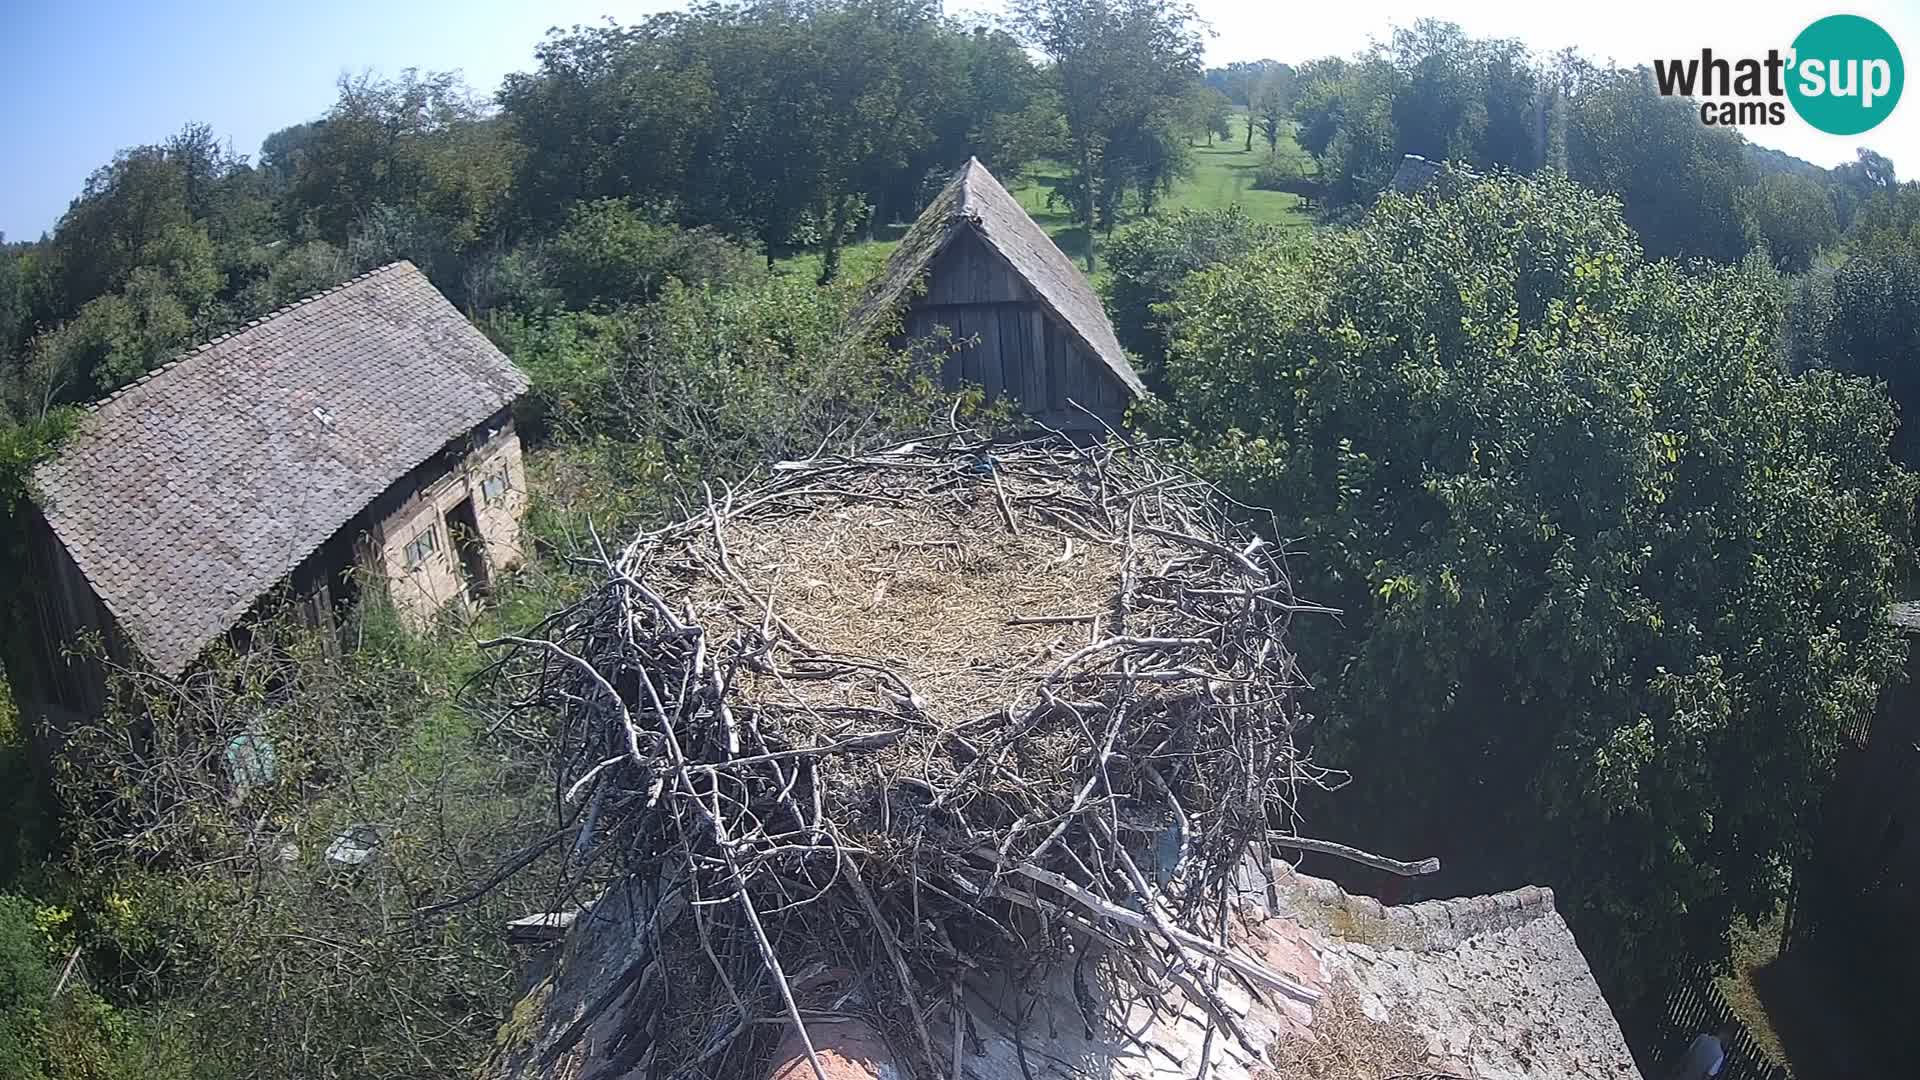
[7,2,1920,1078]
[0,2,1905,422]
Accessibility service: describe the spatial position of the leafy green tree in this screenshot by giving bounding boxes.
[1103,206,1299,382]
[231,240,351,314]
[257,120,324,189]
[1291,55,1403,205]
[1387,20,1485,163]
[1253,70,1291,154]
[1012,0,1207,269]
[1153,172,1914,1010]
[1739,173,1839,273]
[50,146,193,309]
[287,70,514,246]
[1830,147,1897,231]
[544,198,762,310]
[1789,207,1920,465]
[498,25,714,233]
[1566,67,1755,262]
[27,223,223,397]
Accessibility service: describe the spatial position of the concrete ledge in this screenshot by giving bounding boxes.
[1271,860,1558,952]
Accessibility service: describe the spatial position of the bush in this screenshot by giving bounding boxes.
[545,198,763,310]
[1154,171,1915,1010]
[0,894,188,1080]
[1103,207,1303,384]
[499,276,955,507]
[1249,142,1317,193]
[55,605,561,1080]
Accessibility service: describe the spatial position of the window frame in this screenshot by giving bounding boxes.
[480,468,512,506]
[402,525,440,569]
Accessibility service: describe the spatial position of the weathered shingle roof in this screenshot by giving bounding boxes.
[33,261,528,676]
[1388,152,1445,194]
[851,157,1145,398]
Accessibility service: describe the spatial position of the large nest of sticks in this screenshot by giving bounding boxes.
[485,432,1332,1079]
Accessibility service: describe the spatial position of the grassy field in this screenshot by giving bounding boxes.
[778,117,1312,286]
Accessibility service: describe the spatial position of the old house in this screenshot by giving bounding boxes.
[11,261,529,731]
[849,157,1145,428]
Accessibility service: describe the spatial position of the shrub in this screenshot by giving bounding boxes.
[55,605,561,1080]
[545,198,763,310]
[1103,206,1303,384]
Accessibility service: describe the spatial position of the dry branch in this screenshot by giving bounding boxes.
[1268,834,1443,877]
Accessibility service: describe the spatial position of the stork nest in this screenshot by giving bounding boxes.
[482,432,1337,1079]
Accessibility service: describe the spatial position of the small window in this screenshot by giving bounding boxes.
[403,527,439,569]
[480,469,511,506]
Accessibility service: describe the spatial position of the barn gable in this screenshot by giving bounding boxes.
[850,158,1145,425]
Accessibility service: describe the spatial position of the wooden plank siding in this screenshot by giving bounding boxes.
[897,231,1131,426]
[18,505,129,719]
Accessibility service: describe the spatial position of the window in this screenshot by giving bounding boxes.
[480,469,511,506]
[403,526,439,569]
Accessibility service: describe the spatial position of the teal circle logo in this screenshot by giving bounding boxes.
[1788,14,1903,135]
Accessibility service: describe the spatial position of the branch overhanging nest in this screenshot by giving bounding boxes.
[481,431,1342,1078]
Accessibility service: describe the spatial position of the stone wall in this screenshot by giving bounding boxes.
[367,415,528,627]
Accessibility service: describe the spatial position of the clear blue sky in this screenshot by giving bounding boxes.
[6,1,1919,240]
[0,0,673,240]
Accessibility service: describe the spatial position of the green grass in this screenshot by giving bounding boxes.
[776,115,1312,287]
[1717,910,1792,1067]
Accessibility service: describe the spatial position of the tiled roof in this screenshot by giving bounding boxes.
[32,261,528,676]
[851,157,1146,398]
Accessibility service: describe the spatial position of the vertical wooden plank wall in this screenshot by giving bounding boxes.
[905,230,1127,422]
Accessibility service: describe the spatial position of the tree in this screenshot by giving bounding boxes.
[286,70,514,246]
[543,198,762,310]
[1178,83,1232,145]
[1153,171,1914,1011]
[1103,206,1298,382]
[1253,70,1291,154]
[1790,192,1920,464]
[498,24,714,233]
[1738,173,1839,273]
[1012,0,1207,270]
[1565,67,1755,262]
[50,145,193,309]
[26,223,224,398]
[1831,147,1897,231]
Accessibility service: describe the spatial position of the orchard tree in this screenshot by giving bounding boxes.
[1253,70,1291,153]
[1152,171,1915,1009]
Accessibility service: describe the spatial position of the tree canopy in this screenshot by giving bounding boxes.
[1151,171,1915,1008]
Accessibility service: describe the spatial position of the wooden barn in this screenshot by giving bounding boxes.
[9,261,530,733]
[849,158,1145,428]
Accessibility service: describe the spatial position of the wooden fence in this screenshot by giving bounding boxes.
[1644,967,1791,1080]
